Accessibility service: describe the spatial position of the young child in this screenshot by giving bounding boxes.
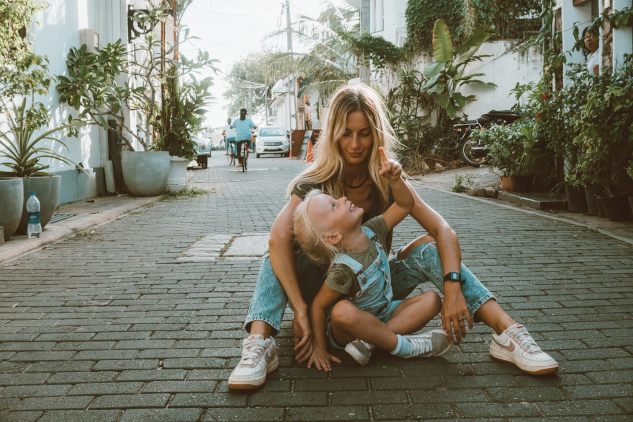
[293,148,452,370]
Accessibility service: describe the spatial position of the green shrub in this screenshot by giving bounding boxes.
[404,0,466,53]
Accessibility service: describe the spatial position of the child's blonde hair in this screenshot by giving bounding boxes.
[293,189,340,268]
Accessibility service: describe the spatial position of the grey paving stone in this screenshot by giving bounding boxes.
[454,402,542,418]
[485,387,567,402]
[331,391,408,405]
[372,404,456,420]
[287,406,370,421]
[410,389,489,403]
[90,393,169,409]
[0,411,43,421]
[115,369,187,381]
[169,393,248,407]
[249,392,328,407]
[0,397,19,410]
[37,410,120,422]
[0,374,49,386]
[13,395,93,411]
[119,408,203,422]
[0,385,72,397]
[67,382,144,395]
[142,380,217,393]
[294,377,369,392]
[47,371,117,384]
[538,399,625,416]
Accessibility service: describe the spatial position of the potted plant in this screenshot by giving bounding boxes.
[151,66,214,193]
[0,98,86,234]
[570,56,633,221]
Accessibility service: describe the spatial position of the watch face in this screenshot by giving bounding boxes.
[451,273,460,281]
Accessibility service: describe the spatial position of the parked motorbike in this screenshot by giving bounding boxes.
[454,109,522,167]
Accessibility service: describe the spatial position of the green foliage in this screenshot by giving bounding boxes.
[340,32,404,69]
[566,57,633,196]
[152,67,213,161]
[223,52,270,118]
[450,174,474,192]
[472,119,547,177]
[404,0,466,53]
[0,98,85,177]
[57,6,217,154]
[422,21,496,119]
[470,0,540,40]
[0,1,52,105]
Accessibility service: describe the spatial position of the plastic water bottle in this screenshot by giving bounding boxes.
[26,192,42,239]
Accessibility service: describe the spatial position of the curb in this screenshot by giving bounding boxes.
[412,181,633,246]
[0,196,159,265]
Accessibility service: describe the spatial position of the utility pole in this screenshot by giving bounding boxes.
[286,0,296,133]
[359,0,370,84]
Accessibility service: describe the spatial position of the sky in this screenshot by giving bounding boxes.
[180,0,349,128]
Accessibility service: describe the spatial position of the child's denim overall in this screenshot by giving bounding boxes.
[326,226,402,348]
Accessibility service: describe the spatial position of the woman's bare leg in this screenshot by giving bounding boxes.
[250,320,273,338]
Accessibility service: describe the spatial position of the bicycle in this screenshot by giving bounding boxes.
[226,141,236,166]
[236,140,249,172]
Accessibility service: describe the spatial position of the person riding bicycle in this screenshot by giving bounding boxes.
[230,108,255,168]
[224,117,237,157]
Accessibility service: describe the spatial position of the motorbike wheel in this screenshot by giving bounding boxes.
[460,133,489,167]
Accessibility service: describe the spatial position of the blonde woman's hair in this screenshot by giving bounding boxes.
[293,190,340,268]
[286,84,399,213]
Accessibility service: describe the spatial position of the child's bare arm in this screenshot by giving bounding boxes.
[379,147,414,231]
[308,284,343,371]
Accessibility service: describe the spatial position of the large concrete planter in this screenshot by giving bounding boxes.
[165,157,189,194]
[121,151,170,197]
[17,175,61,234]
[0,177,24,240]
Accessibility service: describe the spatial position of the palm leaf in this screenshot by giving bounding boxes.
[432,20,453,63]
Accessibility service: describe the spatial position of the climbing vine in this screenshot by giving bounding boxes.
[403,0,466,54]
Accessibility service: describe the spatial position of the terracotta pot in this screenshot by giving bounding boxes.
[584,185,602,215]
[511,175,534,193]
[500,176,515,192]
[566,185,588,213]
[597,195,632,221]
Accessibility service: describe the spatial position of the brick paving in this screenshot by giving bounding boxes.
[1,152,632,421]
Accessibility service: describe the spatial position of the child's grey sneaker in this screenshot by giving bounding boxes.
[403,330,453,358]
[344,339,375,366]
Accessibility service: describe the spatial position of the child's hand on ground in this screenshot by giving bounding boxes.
[307,348,342,371]
[378,147,402,181]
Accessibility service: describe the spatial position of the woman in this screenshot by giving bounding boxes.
[583,27,600,75]
[228,84,558,391]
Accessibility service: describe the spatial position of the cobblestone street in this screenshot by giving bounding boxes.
[1,153,632,421]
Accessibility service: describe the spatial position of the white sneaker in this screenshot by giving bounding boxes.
[490,323,558,375]
[403,330,453,358]
[344,339,374,366]
[228,335,279,390]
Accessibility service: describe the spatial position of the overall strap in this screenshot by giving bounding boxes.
[332,254,364,275]
[361,226,377,240]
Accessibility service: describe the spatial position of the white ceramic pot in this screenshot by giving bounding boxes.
[0,177,24,240]
[17,175,62,234]
[165,156,189,194]
[121,151,170,197]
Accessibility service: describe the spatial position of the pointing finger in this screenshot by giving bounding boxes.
[379,147,389,161]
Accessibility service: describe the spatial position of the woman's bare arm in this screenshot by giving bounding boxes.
[407,186,473,343]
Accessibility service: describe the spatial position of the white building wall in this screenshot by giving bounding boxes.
[613,0,633,70]
[367,0,543,119]
[27,0,129,203]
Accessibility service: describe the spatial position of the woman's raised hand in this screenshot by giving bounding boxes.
[378,147,402,181]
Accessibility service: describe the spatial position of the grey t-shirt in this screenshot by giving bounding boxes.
[323,216,389,299]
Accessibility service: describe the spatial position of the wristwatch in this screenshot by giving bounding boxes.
[443,272,465,285]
